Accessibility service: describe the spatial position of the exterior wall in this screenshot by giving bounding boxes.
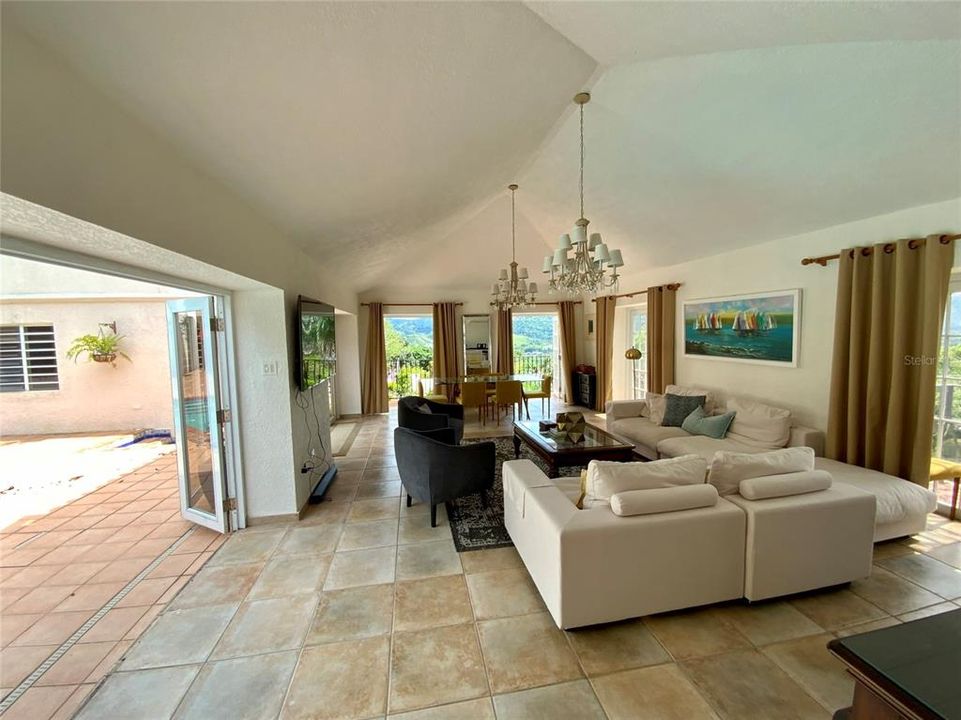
[0,298,175,435]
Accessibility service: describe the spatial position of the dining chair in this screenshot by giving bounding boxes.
[523,375,553,418]
[459,381,490,425]
[494,380,523,420]
[417,380,448,404]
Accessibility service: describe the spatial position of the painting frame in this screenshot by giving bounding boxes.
[681,289,801,367]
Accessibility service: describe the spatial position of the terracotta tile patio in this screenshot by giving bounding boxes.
[0,453,224,719]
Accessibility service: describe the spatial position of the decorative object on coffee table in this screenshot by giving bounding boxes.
[556,411,586,443]
[513,419,635,478]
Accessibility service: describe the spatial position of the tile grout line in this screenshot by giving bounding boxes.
[0,525,198,715]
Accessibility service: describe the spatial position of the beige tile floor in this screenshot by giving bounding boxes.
[58,410,961,719]
[0,453,225,720]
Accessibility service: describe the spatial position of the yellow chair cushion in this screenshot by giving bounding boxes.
[930,458,961,481]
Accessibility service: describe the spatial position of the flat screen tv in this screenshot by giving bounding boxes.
[296,295,336,391]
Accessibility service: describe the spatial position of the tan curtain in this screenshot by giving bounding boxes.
[594,296,617,411]
[494,308,513,374]
[361,303,389,413]
[432,302,460,379]
[557,301,578,403]
[827,235,954,484]
[647,285,677,394]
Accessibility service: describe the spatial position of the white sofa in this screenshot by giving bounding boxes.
[606,389,937,542]
[503,458,876,628]
[503,459,746,629]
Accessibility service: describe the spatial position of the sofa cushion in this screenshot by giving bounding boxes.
[552,476,583,506]
[708,447,816,496]
[666,384,716,415]
[647,393,667,425]
[611,484,719,517]
[725,397,791,449]
[609,417,687,458]
[656,434,761,462]
[739,470,832,500]
[584,455,707,508]
[815,457,936,525]
[681,406,736,439]
[663,394,707,427]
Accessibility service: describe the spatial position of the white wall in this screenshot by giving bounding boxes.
[0,298,176,435]
[0,26,362,521]
[334,313,361,416]
[607,198,961,430]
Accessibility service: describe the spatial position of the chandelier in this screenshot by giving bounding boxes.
[543,92,624,296]
[490,184,537,310]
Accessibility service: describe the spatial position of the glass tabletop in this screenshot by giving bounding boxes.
[828,608,961,719]
[513,419,634,453]
[429,373,543,384]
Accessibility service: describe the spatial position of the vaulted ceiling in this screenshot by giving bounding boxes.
[3,2,960,296]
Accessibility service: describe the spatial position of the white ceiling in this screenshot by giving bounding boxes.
[3,2,960,296]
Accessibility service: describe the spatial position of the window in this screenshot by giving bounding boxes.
[628,306,647,398]
[512,313,558,378]
[933,283,961,461]
[0,324,60,392]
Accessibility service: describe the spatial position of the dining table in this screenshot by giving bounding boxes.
[425,373,544,405]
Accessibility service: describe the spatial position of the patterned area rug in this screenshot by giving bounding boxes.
[446,436,585,552]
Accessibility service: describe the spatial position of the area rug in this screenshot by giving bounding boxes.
[330,421,361,457]
[446,436,585,552]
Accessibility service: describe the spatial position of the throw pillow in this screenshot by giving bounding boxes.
[415,403,433,414]
[666,384,716,415]
[662,394,706,427]
[610,484,719,517]
[725,397,791,449]
[681,406,736,439]
[708,446,816,496]
[576,469,588,509]
[738,470,832,500]
[646,393,666,425]
[584,454,707,508]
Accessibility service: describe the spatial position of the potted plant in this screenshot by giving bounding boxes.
[67,330,131,367]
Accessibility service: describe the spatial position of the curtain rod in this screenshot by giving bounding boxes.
[590,283,682,301]
[530,300,582,306]
[361,302,463,307]
[801,233,960,267]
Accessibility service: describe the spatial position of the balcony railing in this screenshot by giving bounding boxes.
[514,352,554,381]
[387,357,433,399]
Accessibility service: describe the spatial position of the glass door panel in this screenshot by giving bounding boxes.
[166,298,228,532]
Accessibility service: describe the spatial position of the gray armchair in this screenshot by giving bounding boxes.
[394,427,495,527]
[397,395,464,444]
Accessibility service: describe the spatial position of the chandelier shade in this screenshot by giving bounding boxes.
[543,91,626,297]
[490,184,537,311]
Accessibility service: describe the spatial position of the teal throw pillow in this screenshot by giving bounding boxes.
[681,406,736,439]
[662,394,706,427]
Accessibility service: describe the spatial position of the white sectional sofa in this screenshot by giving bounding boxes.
[605,387,937,542]
[503,459,747,629]
[503,456,876,629]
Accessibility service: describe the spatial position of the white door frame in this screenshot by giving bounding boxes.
[0,235,247,529]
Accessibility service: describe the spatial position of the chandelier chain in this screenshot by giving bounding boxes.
[511,188,517,262]
[579,101,585,220]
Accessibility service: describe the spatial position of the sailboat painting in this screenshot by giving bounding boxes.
[682,290,800,366]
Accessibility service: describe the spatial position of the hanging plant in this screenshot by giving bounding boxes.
[67,330,131,367]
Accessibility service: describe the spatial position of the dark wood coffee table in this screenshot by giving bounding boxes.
[828,608,961,719]
[512,420,636,478]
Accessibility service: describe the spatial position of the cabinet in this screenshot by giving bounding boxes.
[572,371,596,409]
